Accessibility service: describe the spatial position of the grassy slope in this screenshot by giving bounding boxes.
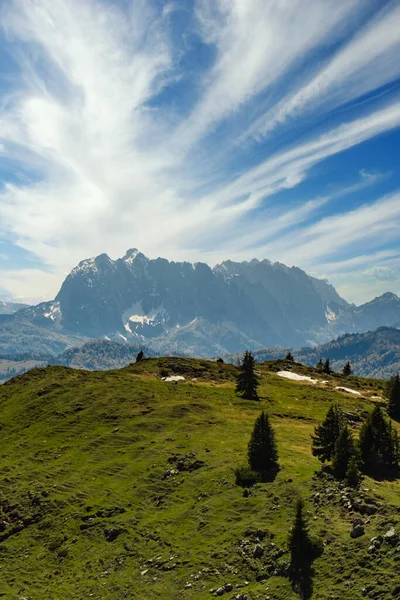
[0,358,398,600]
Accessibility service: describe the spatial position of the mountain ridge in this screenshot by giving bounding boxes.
[1,248,399,357]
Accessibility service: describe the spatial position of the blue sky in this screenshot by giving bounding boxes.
[0,0,400,304]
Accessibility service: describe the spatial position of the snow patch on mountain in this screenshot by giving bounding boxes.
[325,307,337,323]
[44,302,61,322]
[277,371,318,384]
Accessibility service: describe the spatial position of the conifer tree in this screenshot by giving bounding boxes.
[332,425,355,478]
[346,455,362,488]
[323,359,332,374]
[316,359,323,372]
[358,413,375,468]
[289,499,312,572]
[136,350,144,362]
[311,405,343,463]
[343,361,352,377]
[387,374,400,421]
[285,351,294,362]
[236,350,260,400]
[359,405,399,471]
[248,411,279,473]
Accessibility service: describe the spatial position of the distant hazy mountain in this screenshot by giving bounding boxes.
[297,326,400,379]
[50,340,155,370]
[226,327,400,379]
[1,248,399,357]
[0,300,29,315]
[0,313,88,355]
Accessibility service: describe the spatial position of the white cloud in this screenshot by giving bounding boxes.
[259,191,400,267]
[0,0,399,303]
[245,0,400,140]
[0,268,61,303]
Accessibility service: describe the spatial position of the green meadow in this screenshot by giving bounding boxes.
[0,357,398,599]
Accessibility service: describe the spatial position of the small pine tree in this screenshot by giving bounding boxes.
[323,358,332,374]
[248,411,279,473]
[236,350,260,400]
[387,374,400,421]
[216,357,224,364]
[359,405,399,471]
[285,351,294,362]
[346,455,362,488]
[289,499,312,573]
[358,413,375,468]
[136,350,144,362]
[343,361,352,377]
[311,405,343,463]
[332,425,355,479]
[316,359,323,372]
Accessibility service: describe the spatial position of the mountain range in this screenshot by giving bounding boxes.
[1,327,400,383]
[1,248,400,357]
[226,327,400,379]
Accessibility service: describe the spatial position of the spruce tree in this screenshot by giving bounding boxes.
[332,425,355,478]
[387,374,400,421]
[236,350,260,400]
[285,351,294,362]
[359,405,399,471]
[346,455,362,488]
[311,405,343,463]
[289,499,312,572]
[248,411,279,473]
[343,361,352,377]
[316,359,323,372]
[136,350,144,362]
[358,413,375,468]
[323,359,332,374]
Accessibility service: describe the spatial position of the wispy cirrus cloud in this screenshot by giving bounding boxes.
[0,0,399,303]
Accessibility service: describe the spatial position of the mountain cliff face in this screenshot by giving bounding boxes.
[2,249,400,357]
[34,249,351,352]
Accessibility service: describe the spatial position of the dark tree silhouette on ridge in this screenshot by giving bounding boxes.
[236,350,260,400]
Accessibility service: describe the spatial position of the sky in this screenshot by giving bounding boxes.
[0,0,400,305]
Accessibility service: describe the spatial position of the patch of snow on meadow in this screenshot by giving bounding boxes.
[277,371,318,384]
[163,375,185,382]
[335,386,361,396]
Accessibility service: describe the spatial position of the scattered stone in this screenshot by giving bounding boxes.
[350,524,365,539]
[104,527,123,542]
[384,527,399,546]
[253,544,264,559]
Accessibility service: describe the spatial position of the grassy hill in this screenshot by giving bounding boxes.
[0,357,399,599]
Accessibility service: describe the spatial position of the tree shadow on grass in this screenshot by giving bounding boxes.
[290,563,314,600]
[259,465,280,483]
[364,465,400,482]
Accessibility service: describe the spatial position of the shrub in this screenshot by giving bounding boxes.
[234,465,260,488]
